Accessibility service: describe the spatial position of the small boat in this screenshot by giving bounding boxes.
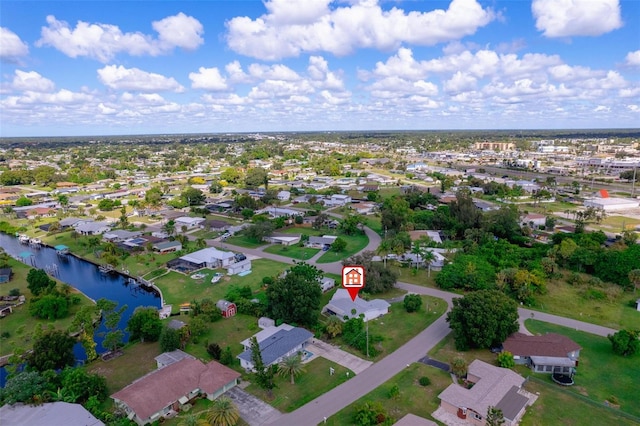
[55,244,70,256]
[29,238,42,247]
[18,234,30,244]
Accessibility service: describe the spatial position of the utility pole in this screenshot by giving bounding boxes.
[366,320,369,358]
[632,165,637,198]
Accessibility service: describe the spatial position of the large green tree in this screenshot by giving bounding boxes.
[127,306,162,342]
[27,268,56,296]
[27,330,76,372]
[446,290,519,351]
[278,354,306,384]
[608,329,640,357]
[181,187,205,206]
[266,262,323,327]
[344,252,399,294]
[449,190,482,238]
[245,167,269,190]
[249,337,277,396]
[380,196,411,232]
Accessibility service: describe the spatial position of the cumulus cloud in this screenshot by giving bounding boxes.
[189,67,228,91]
[626,50,640,67]
[0,27,29,63]
[9,70,56,92]
[37,13,203,62]
[97,65,184,92]
[226,0,495,60]
[532,0,622,37]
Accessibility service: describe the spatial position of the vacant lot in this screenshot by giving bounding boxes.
[326,362,452,425]
[263,244,320,260]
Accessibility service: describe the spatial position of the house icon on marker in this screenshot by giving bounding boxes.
[342,266,364,287]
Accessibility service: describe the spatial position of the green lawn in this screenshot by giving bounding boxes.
[388,265,441,288]
[152,259,290,310]
[326,362,452,425]
[181,313,261,365]
[529,275,638,330]
[329,295,447,362]
[0,258,96,357]
[225,234,267,248]
[525,319,640,418]
[245,357,354,412]
[263,244,321,260]
[362,215,383,235]
[428,333,497,367]
[521,378,638,426]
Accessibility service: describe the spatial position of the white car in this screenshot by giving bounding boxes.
[211,273,224,284]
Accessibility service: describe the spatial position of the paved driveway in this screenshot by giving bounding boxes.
[225,387,282,426]
[305,340,373,374]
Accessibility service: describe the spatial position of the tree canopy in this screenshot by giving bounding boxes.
[344,251,399,294]
[127,306,162,342]
[446,290,519,351]
[27,330,76,372]
[608,329,640,357]
[27,268,56,296]
[266,262,323,327]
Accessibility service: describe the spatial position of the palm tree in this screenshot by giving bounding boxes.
[163,219,176,236]
[326,315,343,338]
[178,414,208,426]
[195,237,207,249]
[629,269,640,294]
[278,354,306,384]
[421,250,436,277]
[206,397,240,426]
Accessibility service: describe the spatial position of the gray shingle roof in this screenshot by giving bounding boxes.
[495,386,530,421]
[238,327,312,366]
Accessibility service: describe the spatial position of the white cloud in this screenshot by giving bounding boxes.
[532,0,622,37]
[7,70,55,93]
[625,50,640,67]
[97,65,184,92]
[37,13,203,62]
[594,105,610,112]
[226,0,495,60]
[444,71,477,93]
[189,67,228,91]
[627,105,639,112]
[0,27,29,63]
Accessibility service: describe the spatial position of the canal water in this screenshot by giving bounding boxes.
[0,233,161,384]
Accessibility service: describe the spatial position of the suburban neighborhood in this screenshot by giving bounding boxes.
[0,130,639,426]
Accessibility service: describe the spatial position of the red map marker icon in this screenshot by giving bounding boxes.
[342,265,365,302]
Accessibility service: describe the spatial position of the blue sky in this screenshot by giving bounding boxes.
[1,0,639,137]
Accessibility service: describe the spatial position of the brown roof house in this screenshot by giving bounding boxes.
[502,332,581,375]
[111,357,240,425]
[435,360,536,426]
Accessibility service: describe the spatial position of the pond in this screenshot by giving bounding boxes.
[0,232,162,385]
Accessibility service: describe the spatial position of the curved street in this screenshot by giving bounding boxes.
[207,224,618,426]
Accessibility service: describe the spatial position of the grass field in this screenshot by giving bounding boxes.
[525,319,640,418]
[330,295,447,362]
[245,357,354,412]
[529,275,638,330]
[0,258,96,357]
[152,259,290,310]
[225,234,267,248]
[361,215,383,235]
[326,362,452,425]
[388,265,441,288]
[263,244,320,260]
[427,333,496,367]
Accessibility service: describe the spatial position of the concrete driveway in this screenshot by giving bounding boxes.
[225,387,282,426]
[305,340,373,374]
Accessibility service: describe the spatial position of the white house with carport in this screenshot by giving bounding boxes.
[175,216,206,229]
[322,289,390,322]
[326,194,352,207]
[178,247,236,269]
[237,323,313,371]
[75,221,111,235]
[153,240,182,254]
[103,230,142,242]
[277,190,291,201]
[306,235,337,249]
[263,233,301,246]
[319,277,335,292]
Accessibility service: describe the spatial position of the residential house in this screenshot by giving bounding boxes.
[226,259,252,276]
[103,230,142,243]
[502,332,581,375]
[322,289,390,322]
[216,300,237,318]
[277,190,291,201]
[175,216,206,229]
[263,233,301,246]
[306,235,337,249]
[351,202,376,215]
[408,230,443,245]
[237,323,313,371]
[59,217,90,230]
[326,194,352,207]
[205,219,229,231]
[400,250,446,270]
[258,206,301,218]
[27,207,56,219]
[175,247,236,269]
[155,350,194,369]
[111,358,240,425]
[75,221,111,235]
[436,360,534,426]
[153,240,182,254]
[0,402,104,426]
[520,213,546,228]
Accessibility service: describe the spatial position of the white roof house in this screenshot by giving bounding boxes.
[75,221,111,235]
[322,289,390,322]
[277,190,291,201]
[175,216,206,228]
[583,197,640,212]
[0,402,104,426]
[180,247,236,268]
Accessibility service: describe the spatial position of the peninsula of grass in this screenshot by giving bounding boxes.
[525,319,640,418]
[151,258,290,310]
[245,357,354,413]
[0,258,96,357]
[263,244,320,260]
[326,362,452,425]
